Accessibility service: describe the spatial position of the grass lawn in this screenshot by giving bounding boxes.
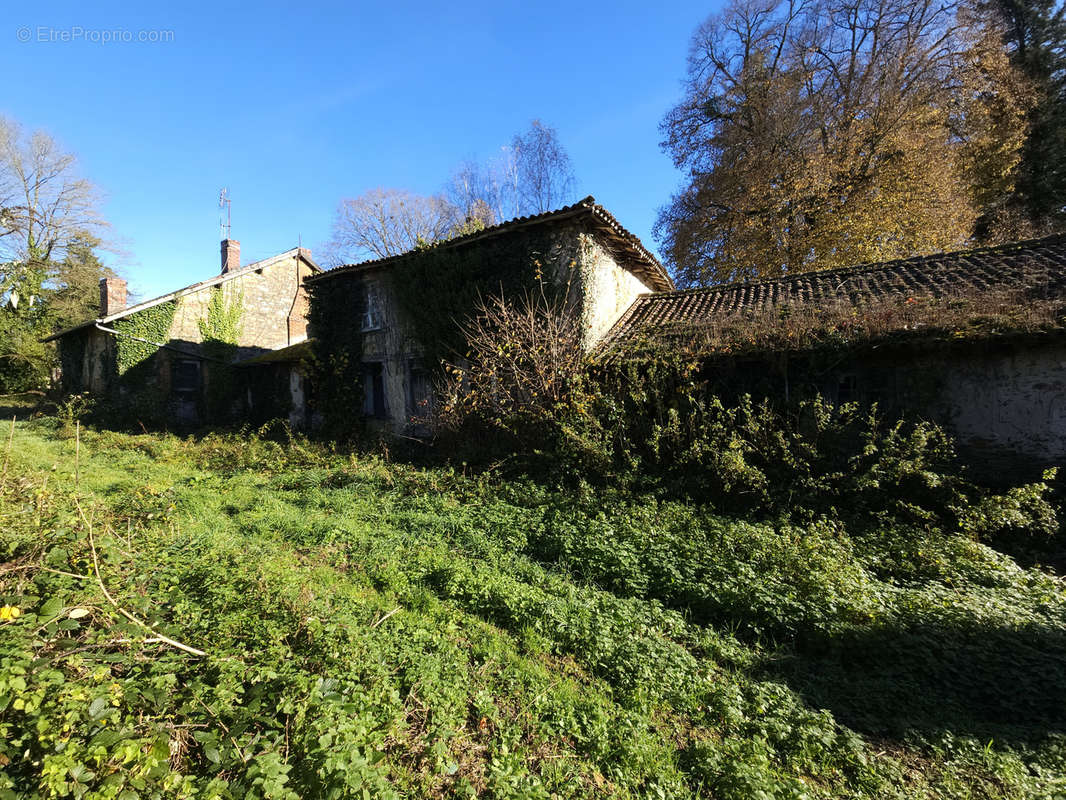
[1,418,1064,798]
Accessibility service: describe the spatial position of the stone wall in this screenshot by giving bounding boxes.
[574,228,654,348]
[915,342,1066,477]
[340,220,658,432]
[56,251,317,428]
[789,340,1066,480]
[168,252,314,357]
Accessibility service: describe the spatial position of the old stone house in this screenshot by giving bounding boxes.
[47,193,1066,476]
[600,233,1066,477]
[46,239,319,425]
[267,196,674,431]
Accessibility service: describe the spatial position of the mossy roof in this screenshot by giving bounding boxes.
[602,233,1066,352]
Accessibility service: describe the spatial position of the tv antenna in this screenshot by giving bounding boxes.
[219,188,231,239]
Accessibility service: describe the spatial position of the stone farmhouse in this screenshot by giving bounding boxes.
[44,195,1066,475]
[46,240,319,425]
[244,196,674,430]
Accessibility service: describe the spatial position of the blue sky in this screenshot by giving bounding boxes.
[2,1,715,301]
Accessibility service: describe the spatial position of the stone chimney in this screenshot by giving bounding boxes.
[221,239,240,274]
[99,277,127,317]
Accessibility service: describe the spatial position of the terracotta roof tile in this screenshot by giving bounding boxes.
[602,233,1066,351]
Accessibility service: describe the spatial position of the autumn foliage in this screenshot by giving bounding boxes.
[656,0,1041,286]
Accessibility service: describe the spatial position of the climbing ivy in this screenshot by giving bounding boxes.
[388,228,569,371]
[113,301,177,375]
[197,286,244,348]
[308,228,571,435]
[307,274,366,437]
[197,287,244,421]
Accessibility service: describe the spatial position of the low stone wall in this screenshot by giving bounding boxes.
[917,342,1066,479]
[792,338,1066,481]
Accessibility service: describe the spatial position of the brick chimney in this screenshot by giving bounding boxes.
[99,277,127,317]
[221,239,240,274]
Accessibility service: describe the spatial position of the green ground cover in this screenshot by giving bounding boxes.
[1,419,1064,798]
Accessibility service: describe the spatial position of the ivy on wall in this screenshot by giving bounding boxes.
[308,227,571,435]
[113,301,178,375]
[388,228,568,371]
[307,274,366,437]
[95,300,181,426]
[197,286,244,348]
[197,287,244,421]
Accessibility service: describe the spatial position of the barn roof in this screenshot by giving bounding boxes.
[602,233,1066,352]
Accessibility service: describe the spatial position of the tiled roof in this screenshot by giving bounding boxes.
[44,247,319,342]
[307,196,675,293]
[602,233,1066,351]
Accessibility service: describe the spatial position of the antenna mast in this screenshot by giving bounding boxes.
[219,188,231,239]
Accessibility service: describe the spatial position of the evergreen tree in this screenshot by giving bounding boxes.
[990,0,1066,228]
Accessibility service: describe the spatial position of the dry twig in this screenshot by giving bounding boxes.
[73,424,206,657]
[370,606,401,629]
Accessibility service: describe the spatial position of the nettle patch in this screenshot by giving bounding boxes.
[2,423,1065,798]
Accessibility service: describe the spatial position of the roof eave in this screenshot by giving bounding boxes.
[307,196,674,291]
[44,247,319,343]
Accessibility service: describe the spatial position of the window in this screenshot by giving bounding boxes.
[361,362,386,418]
[171,359,201,396]
[407,360,434,419]
[361,285,383,332]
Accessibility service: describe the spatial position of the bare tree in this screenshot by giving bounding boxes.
[437,286,586,437]
[512,120,577,214]
[327,187,460,263]
[446,160,503,228]
[331,121,579,264]
[0,117,107,307]
[444,121,578,226]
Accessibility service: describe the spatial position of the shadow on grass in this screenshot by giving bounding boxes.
[0,392,50,421]
[767,619,1066,743]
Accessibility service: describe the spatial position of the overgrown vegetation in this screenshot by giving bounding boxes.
[1,402,1064,797]
[306,274,367,437]
[389,229,567,372]
[82,300,184,427]
[610,289,1066,362]
[197,287,244,422]
[309,229,569,435]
